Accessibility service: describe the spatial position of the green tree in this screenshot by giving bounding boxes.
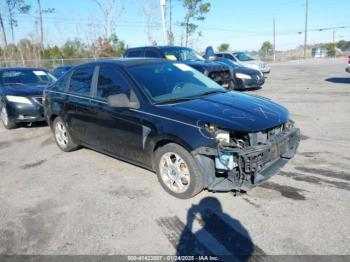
[43,46,63,59]
[321,43,336,57]
[180,0,210,47]
[62,38,87,58]
[218,43,229,52]
[259,41,273,57]
[336,40,350,51]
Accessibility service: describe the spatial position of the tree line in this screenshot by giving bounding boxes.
[0,0,212,66]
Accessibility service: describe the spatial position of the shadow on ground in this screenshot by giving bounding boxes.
[325,77,350,84]
[157,197,265,261]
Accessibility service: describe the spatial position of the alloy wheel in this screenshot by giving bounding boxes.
[1,106,9,126]
[159,152,191,193]
[55,121,69,148]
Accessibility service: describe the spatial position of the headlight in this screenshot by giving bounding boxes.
[6,95,32,105]
[205,124,230,143]
[216,130,230,143]
[235,73,252,79]
[284,120,295,130]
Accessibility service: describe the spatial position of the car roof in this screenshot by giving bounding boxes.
[126,45,193,51]
[75,58,169,68]
[0,67,48,72]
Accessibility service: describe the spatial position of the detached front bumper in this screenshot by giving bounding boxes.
[193,127,300,192]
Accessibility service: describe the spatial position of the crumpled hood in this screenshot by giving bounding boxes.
[2,84,46,97]
[184,60,230,73]
[161,92,289,133]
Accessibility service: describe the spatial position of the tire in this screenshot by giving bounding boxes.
[155,143,204,199]
[53,116,79,152]
[1,105,17,129]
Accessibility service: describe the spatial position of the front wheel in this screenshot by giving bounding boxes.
[1,106,17,129]
[155,143,204,199]
[53,117,79,152]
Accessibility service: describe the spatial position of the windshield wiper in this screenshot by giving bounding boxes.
[155,90,226,105]
[155,97,195,105]
[192,90,227,98]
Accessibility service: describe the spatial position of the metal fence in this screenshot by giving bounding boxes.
[0,57,120,69]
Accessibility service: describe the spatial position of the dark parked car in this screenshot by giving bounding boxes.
[124,46,232,89]
[346,56,350,73]
[0,68,56,129]
[51,65,73,78]
[44,59,300,199]
[204,46,265,90]
[215,51,270,74]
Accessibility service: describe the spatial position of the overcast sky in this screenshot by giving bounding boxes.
[3,0,350,52]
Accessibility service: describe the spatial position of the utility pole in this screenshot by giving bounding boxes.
[304,0,308,59]
[37,0,44,50]
[273,17,276,62]
[160,0,167,45]
[169,0,172,36]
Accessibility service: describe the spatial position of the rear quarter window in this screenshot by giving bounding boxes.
[96,66,131,99]
[51,74,69,92]
[69,67,94,96]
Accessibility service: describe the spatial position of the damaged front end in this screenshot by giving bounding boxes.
[193,121,300,192]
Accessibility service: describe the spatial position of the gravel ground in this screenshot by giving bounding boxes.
[0,58,350,258]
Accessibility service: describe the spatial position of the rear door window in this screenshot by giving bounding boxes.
[96,66,131,99]
[69,66,94,96]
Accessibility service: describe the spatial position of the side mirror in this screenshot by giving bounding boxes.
[107,92,140,109]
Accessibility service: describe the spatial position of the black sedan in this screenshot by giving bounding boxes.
[204,46,264,90]
[218,58,265,90]
[0,68,56,129]
[44,59,300,199]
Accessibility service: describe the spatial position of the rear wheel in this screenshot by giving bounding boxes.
[1,106,17,129]
[155,143,204,199]
[53,117,79,152]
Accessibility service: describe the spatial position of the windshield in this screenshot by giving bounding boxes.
[128,62,225,104]
[161,47,204,62]
[1,70,57,86]
[234,52,255,62]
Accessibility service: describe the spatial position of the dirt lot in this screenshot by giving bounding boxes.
[0,58,350,257]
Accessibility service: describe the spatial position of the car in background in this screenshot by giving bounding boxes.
[346,56,350,73]
[124,46,232,89]
[205,46,265,90]
[51,65,73,78]
[0,68,56,129]
[44,59,300,199]
[215,51,270,74]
